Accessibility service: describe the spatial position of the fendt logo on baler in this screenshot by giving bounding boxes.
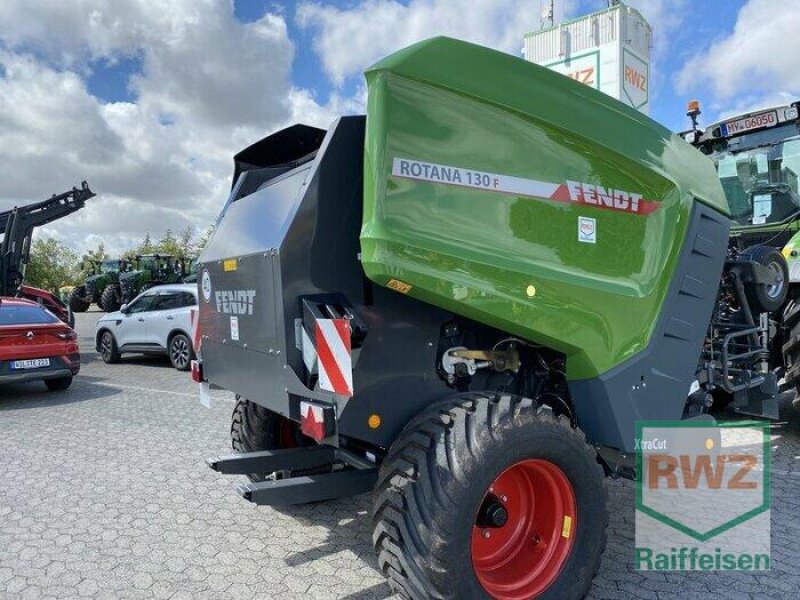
[392,157,661,216]
[214,289,256,316]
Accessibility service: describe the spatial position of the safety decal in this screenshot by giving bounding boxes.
[230,316,239,342]
[189,308,202,354]
[392,157,660,216]
[315,318,353,397]
[578,216,596,243]
[201,270,212,303]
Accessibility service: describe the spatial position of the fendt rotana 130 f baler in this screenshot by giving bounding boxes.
[196,38,789,599]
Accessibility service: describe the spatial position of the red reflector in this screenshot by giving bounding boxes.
[300,401,335,442]
[191,360,202,383]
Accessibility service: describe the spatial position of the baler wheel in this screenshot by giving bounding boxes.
[372,392,607,600]
[230,397,312,483]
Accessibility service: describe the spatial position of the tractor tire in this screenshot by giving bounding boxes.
[100,285,122,313]
[99,330,121,364]
[231,397,312,483]
[373,392,607,600]
[68,286,91,313]
[741,246,789,314]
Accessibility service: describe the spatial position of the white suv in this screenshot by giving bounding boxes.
[95,284,197,371]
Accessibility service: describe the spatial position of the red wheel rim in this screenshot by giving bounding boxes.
[471,459,577,599]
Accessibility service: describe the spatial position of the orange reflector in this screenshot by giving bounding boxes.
[687,99,701,113]
[368,414,381,429]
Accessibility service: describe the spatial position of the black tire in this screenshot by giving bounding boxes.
[373,392,607,600]
[231,397,310,482]
[99,330,121,364]
[100,284,122,313]
[168,333,194,371]
[45,376,73,391]
[68,286,90,313]
[741,246,789,313]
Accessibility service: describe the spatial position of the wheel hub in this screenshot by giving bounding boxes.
[766,261,785,299]
[476,494,509,529]
[471,459,577,599]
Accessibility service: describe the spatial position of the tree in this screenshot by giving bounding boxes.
[24,238,80,292]
[196,225,214,253]
[156,228,181,257]
[178,225,195,258]
[138,232,155,255]
[79,242,109,279]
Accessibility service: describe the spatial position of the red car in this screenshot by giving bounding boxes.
[0,297,80,391]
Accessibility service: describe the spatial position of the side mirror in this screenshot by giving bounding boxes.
[120,304,129,314]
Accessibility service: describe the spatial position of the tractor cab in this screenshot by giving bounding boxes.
[688,100,800,254]
[119,254,184,304]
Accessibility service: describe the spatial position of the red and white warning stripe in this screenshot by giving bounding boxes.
[315,318,353,397]
[189,308,202,355]
[392,157,660,216]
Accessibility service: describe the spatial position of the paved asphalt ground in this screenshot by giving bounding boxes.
[1,311,799,599]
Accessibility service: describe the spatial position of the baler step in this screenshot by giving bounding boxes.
[206,446,337,475]
[236,468,378,505]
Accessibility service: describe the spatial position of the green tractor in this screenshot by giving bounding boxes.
[182,257,199,283]
[687,100,800,277]
[68,258,129,313]
[117,253,185,306]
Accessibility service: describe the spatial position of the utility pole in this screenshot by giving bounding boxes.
[541,0,554,29]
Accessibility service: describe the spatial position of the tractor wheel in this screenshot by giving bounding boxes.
[100,285,122,312]
[741,246,789,314]
[231,397,312,482]
[372,392,607,600]
[68,286,90,313]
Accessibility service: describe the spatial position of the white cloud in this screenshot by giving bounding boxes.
[296,0,554,87]
[676,0,800,108]
[0,0,334,256]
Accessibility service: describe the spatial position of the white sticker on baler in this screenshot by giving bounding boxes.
[578,216,596,243]
[201,270,212,303]
[230,316,239,341]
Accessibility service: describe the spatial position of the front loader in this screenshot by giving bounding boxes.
[197,38,784,599]
[0,182,95,326]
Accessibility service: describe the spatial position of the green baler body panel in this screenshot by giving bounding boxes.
[361,37,728,380]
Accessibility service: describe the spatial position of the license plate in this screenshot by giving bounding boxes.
[11,358,50,370]
[721,110,778,136]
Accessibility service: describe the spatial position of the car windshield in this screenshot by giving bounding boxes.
[710,128,800,226]
[98,260,118,274]
[0,304,60,325]
[138,257,159,270]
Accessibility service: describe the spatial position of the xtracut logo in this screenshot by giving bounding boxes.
[635,422,770,571]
